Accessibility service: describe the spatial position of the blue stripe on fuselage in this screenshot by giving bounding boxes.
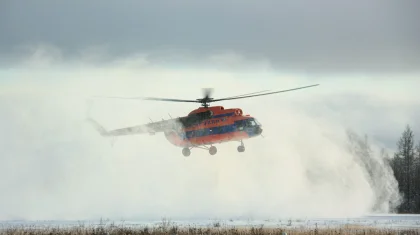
[184,123,238,139]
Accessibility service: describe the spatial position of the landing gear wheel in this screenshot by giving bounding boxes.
[237,145,245,152]
[209,146,217,155]
[182,148,191,157]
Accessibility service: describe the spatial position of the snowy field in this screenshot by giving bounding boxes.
[1,214,419,230]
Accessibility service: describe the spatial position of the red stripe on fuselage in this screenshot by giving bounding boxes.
[165,130,250,147]
[188,131,249,146]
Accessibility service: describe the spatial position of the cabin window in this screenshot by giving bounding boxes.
[212,127,219,134]
[196,129,205,137]
[187,131,194,138]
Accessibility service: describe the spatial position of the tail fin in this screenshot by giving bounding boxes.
[86,118,110,136]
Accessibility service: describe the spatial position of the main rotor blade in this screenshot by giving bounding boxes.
[221,90,271,99]
[142,97,200,103]
[93,96,199,103]
[210,84,319,102]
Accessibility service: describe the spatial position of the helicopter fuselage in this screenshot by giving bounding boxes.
[163,106,263,148]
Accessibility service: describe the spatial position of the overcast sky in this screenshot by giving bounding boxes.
[1,0,419,144]
[1,0,419,73]
[0,0,419,221]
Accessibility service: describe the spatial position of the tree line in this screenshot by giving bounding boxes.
[390,125,420,213]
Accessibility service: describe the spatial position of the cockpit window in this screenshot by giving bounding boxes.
[235,118,260,130]
[254,118,261,125]
[244,118,258,126]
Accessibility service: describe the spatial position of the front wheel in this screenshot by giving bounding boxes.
[209,146,217,155]
[182,148,191,157]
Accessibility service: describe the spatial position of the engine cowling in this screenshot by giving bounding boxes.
[179,110,213,128]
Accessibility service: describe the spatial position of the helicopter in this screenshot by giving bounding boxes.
[87,84,319,156]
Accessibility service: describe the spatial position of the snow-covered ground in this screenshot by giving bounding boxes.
[1,214,419,230]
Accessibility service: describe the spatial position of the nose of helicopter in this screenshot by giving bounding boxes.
[254,125,263,135]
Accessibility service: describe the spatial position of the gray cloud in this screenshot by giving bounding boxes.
[1,0,419,73]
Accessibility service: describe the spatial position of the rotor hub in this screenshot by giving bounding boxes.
[197,97,214,107]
